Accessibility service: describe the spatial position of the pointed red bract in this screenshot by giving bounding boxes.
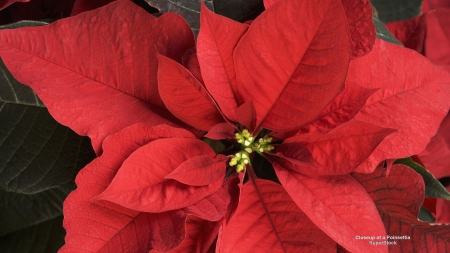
[218,179,337,252]
[157,53,225,131]
[354,164,450,252]
[273,162,388,253]
[0,0,197,154]
[350,39,450,173]
[96,138,225,212]
[234,0,351,132]
[61,124,196,252]
[263,0,375,59]
[237,101,257,132]
[165,155,228,186]
[340,0,375,58]
[275,120,395,176]
[386,15,426,52]
[197,2,248,121]
[204,123,236,140]
[301,83,379,134]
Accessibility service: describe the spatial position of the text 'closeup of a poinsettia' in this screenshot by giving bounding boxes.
[0,0,450,252]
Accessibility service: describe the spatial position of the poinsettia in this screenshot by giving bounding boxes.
[1,0,450,252]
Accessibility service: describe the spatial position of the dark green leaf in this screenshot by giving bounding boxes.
[374,16,402,45]
[372,0,423,23]
[418,206,435,223]
[253,154,279,183]
[145,0,213,35]
[214,0,264,23]
[0,20,49,30]
[395,157,450,200]
[0,187,66,236]
[0,215,65,253]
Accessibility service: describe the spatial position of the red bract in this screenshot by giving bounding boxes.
[60,124,230,252]
[1,0,450,252]
[218,179,337,252]
[354,164,450,252]
[349,40,450,173]
[0,0,200,154]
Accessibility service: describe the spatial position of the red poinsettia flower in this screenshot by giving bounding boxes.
[0,0,450,252]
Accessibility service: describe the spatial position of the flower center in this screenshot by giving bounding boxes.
[229,129,274,172]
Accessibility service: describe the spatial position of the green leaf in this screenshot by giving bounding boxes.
[395,157,450,200]
[372,0,423,23]
[373,16,402,45]
[0,217,65,253]
[0,187,67,253]
[145,0,214,35]
[214,0,264,23]
[0,20,49,29]
[0,187,66,237]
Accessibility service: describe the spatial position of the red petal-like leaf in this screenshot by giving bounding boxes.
[354,164,450,252]
[96,138,224,213]
[165,154,228,186]
[276,120,395,175]
[340,0,376,58]
[351,39,450,173]
[273,162,388,253]
[234,0,350,132]
[263,0,374,59]
[61,124,195,252]
[197,2,249,121]
[302,83,378,134]
[218,179,337,253]
[418,133,450,179]
[425,8,450,71]
[0,0,197,154]
[204,123,236,140]
[237,101,257,132]
[157,53,225,131]
[385,15,426,52]
[437,186,450,223]
[0,0,28,11]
